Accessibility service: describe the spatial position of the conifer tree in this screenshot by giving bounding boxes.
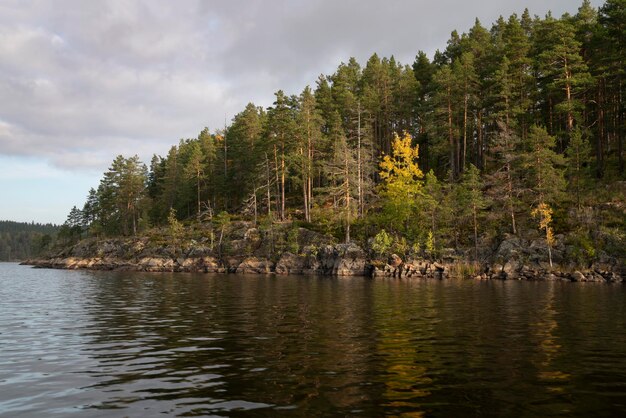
[321,111,358,242]
[535,16,593,139]
[565,128,592,209]
[458,164,488,260]
[297,87,323,222]
[266,91,297,220]
[184,141,205,217]
[522,125,567,206]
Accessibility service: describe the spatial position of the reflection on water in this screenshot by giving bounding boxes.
[1,263,626,417]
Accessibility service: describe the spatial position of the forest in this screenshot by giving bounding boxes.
[62,0,625,266]
[0,221,58,261]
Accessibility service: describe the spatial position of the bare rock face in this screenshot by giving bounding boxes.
[199,256,221,273]
[502,260,519,279]
[494,234,523,262]
[236,257,274,274]
[223,257,244,273]
[137,257,175,272]
[316,244,369,276]
[177,258,203,272]
[138,257,165,271]
[275,253,307,275]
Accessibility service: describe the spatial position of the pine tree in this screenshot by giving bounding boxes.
[486,122,521,235]
[453,52,479,172]
[598,0,625,175]
[183,141,205,217]
[565,127,592,209]
[227,103,264,210]
[418,170,443,248]
[297,87,323,222]
[198,127,217,213]
[535,15,593,140]
[412,51,436,171]
[266,90,297,220]
[321,111,358,242]
[432,65,458,179]
[458,164,488,260]
[522,125,567,206]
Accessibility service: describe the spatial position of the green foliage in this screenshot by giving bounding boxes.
[425,230,435,256]
[167,209,184,240]
[522,126,567,206]
[379,132,423,236]
[371,229,393,257]
[448,261,481,278]
[287,227,300,254]
[391,236,409,257]
[0,221,59,261]
[566,229,597,266]
[63,3,625,266]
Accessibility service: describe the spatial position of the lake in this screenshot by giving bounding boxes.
[1,262,625,417]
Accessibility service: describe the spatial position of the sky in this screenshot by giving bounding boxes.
[0,0,604,224]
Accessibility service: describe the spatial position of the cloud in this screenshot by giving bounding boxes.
[0,0,603,173]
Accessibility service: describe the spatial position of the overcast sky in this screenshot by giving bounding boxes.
[0,0,603,224]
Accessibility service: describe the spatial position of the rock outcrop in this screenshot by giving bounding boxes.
[21,223,624,282]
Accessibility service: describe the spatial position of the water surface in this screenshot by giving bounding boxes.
[1,263,625,417]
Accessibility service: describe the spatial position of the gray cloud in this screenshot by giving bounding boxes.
[0,0,603,172]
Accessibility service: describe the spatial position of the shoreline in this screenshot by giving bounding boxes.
[22,255,624,283]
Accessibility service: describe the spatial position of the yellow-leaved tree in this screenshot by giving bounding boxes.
[531,202,555,268]
[379,132,423,237]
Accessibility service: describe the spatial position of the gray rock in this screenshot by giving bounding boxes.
[388,254,403,267]
[571,271,585,282]
[276,252,307,275]
[236,257,274,274]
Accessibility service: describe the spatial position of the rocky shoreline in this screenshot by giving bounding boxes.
[21,224,624,283]
[22,253,624,282]
[22,245,624,283]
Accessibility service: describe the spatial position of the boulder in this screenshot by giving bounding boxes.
[236,257,274,274]
[276,253,307,275]
[223,257,244,273]
[494,234,523,261]
[503,260,519,279]
[388,254,403,268]
[199,256,221,273]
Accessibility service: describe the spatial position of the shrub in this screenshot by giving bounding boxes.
[371,229,393,257]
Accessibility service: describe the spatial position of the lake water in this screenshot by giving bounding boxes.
[1,263,625,417]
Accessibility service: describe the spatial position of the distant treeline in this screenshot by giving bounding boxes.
[0,221,59,261]
[62,0,625,265]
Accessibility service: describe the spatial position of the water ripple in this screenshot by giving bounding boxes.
[0,263,625,416]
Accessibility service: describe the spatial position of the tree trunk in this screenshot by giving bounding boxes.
[473,203,478,261]
[281,145,285,221]
[301,147,308,222]
[598,80,605,178]
[617,76,624,177]
[196,173,201,216]
[565,58,574,133]
[273,145,280,217]
[357,102,363,218]
[345,158,351,244]
[448,87,455,179]
[266,154,272,217]
[477,109,483,169]
[463,92,468,173]
[307,113,313,222]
